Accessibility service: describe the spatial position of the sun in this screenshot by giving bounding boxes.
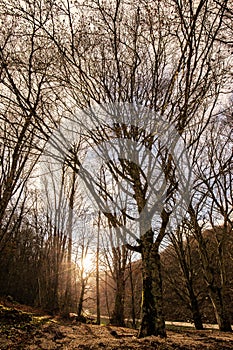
[82,253,95,277]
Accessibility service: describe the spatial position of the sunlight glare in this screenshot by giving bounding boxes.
[82,253,95,277]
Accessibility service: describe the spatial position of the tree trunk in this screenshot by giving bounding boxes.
[208,286,232,332]
[77,279,85,318]
[96,213,101,325]
[110,245,127,327]
[64,167,76,315]
[138,231,166,338]
[189,205,232,332]
[129,255,136,329]
[110,271,125,326]
[105,271,110,320]
[189,289,203,330]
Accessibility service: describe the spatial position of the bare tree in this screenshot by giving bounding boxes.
[188,119,233,331]
[127,250,139,329]
[45,0,229,337]
[73,213,96,320]
[95,211,101,325]
[166,223,204,329]
[37,157,82,313]
[0,1,61,253]
[63,154,79,315]
[5,0,230,337]
[100,219,128,327]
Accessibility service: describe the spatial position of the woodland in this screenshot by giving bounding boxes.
[0,0,232,347]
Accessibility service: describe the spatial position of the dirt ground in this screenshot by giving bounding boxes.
[1,300,233,349]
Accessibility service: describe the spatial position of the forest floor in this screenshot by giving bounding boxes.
[1,299,233,350]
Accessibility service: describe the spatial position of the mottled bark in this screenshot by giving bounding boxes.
[138,229,166,338]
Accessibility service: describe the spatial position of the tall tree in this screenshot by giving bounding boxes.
[95,211,101,325]
[166,224,204,330]
[188,119,233,331]
[10,0,229,337]
[0,0,61,253]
